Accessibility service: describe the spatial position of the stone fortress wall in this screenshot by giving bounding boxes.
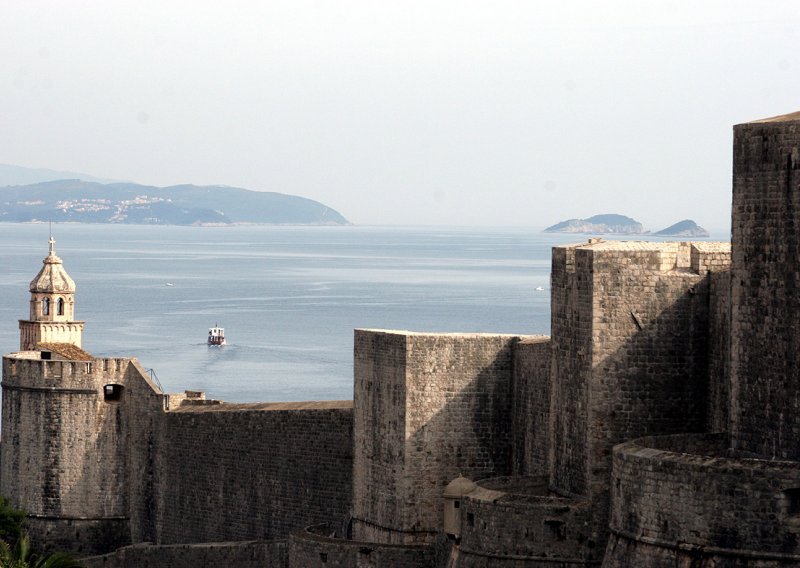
[154,400,353,545]
[7,111,800,567]
[511,337,551,477]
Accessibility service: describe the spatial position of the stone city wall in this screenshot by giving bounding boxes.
[288,523,435,567]
[731,117,800,460]
[352,330,526,545]
[82,540,288,568]
[155,400,353,544]
[707,268,731,432]
[511,337,551,478]
[605,433,800,566]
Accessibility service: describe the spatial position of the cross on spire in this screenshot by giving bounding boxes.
[49,236,56,255]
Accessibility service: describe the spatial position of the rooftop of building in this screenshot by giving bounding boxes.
[355,329,547,339]
[746,110,800,124]
[6,343,94,361]
[36,342,93,361]
[29,237,76,293]
[170,399,354,413]
[557,239,730,252]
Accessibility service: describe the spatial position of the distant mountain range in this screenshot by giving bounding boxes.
[545,214,709,237]
[0,163,122,186]
[0,165,348,226]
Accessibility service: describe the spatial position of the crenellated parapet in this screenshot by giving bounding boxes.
[0,352,157,555]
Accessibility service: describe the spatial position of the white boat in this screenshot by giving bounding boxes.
[208,325,226,346]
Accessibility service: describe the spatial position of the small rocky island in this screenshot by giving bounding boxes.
[544,214,644,234]
[653,219,710,237]
[545,214,711,237]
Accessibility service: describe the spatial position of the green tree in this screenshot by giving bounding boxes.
[0,497,24,545]
[0,534,83,568]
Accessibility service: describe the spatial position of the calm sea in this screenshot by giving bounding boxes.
[0,224,726,402]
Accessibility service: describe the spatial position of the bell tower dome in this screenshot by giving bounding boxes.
[18,237,84,350]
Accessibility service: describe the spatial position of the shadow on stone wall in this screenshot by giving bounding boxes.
[584,281,711,495]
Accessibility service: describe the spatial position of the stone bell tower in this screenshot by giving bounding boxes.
[2,238,133,555]
[18,237,84,350]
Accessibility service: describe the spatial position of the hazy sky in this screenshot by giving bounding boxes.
[1,2,798,230]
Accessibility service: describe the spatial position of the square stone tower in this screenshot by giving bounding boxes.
[351,329,523,545]
[731,111,800,460]
[550,239,729,543]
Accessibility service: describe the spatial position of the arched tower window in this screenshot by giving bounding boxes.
[42,298,50,316]
[57,298,64,316]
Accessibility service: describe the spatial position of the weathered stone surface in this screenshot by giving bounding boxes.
[605,433,800,566]
[511,337,551,477]
[156,401,353,544]
[707,268,731,432]
[82,540,288,568]
[0,355,144,555]
[289,523,435,567]
[450,476,596,566]
[731,115,800,460]
[352,330,531,545]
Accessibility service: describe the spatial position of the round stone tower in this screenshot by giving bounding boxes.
[18,237,84,350]
[1,239,130,555]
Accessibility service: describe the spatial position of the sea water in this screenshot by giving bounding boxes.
[0,223,725,402]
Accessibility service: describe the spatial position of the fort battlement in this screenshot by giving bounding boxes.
[455,476,594,566]
[3,354,141,388]
[606,433,800,565]
[9,112,800,567]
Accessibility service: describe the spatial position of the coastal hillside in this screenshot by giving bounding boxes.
[0,179,348,225]
[544,214,644,234]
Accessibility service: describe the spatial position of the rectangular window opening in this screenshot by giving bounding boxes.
[104,384,124,402]
[783,488,800,517]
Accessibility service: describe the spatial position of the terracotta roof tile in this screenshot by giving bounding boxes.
[36,343,93,361]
